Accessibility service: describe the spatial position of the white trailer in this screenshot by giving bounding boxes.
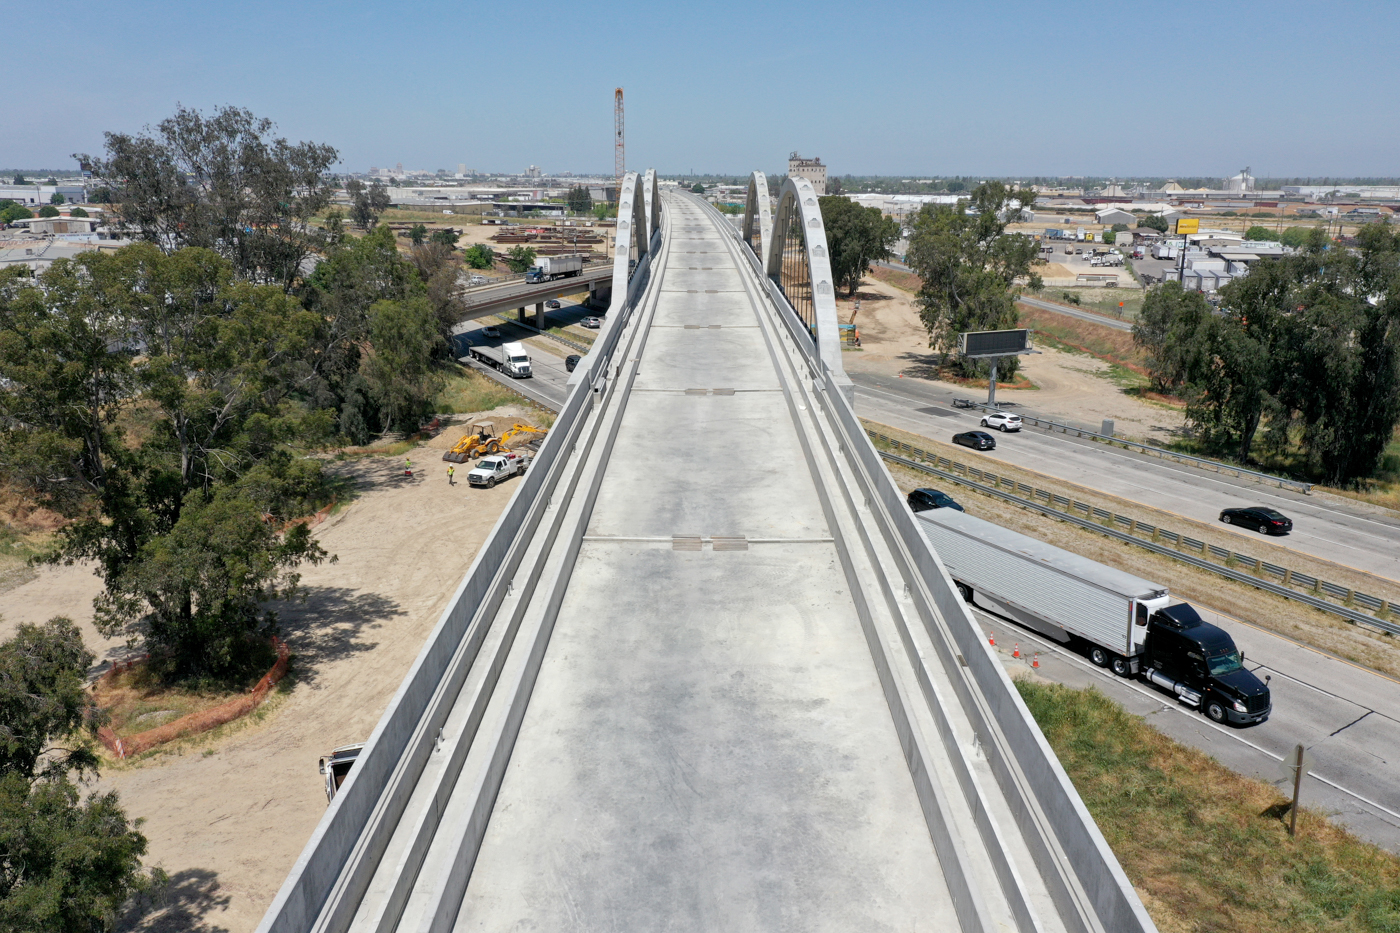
[525,254,583,282]
[468,340,532,378]
[914,508,1170,661]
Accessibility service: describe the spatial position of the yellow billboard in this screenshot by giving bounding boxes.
[1175,218,1199,234]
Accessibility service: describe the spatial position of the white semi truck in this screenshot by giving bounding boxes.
[525,255,583,283]
[468,340,532,378]
[915,508,1271,725]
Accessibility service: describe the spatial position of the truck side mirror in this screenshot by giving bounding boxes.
[318,760,326,774]
[1265,674,1271,686]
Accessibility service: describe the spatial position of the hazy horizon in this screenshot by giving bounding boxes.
[11,0,1400,178]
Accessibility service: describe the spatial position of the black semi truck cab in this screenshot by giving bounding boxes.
[1139,604,1271,725]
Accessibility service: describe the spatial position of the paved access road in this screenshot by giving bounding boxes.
[1019,294,1132,332]
[849,371,1400,582]
[973,602,1400,854]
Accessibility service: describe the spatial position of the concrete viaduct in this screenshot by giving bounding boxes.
[256,169,1159,933]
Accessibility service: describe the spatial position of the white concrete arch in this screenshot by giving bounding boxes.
[741,171,773,262]
[611,171,651,303]
[643,168,660,244]
[764,176,842,373]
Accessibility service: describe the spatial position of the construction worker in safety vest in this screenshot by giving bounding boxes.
[404,457,412,476]
[447,464,455,486]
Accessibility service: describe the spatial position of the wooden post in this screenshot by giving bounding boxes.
[1289,743,1304,837]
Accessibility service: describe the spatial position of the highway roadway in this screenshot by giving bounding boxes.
[846,369,1400,583]
[493,349,1400,583]
[974,601,1400,854]
[1018,294,1133,332]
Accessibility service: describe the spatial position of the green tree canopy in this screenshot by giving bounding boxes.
[504,245,537,274]
[1245,225,1280,241]
[817,196,901,296]
[463,243,493,270]
[1280,225,1324,249]
[347,178,391,230]
[11,174,25,185]
[2,244,338,680]
[567,185,592,213]
[69,206,88,218]
[75,104,339,289]
[690,183,705,194]
[49,192,65,205]
[37,205,60,218]
[905,182,1042,377]
[0,204,32,224]
[428,228,458,249]
[1133,224,1400,482]
[0,617,162,930]
[1138,214,1170,233]
[409,223,427,245]
[362,297,442,431]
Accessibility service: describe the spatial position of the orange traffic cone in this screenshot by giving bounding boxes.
[1013,643,1021,659]
[1032,653,1040,669]
[988,632,996,647]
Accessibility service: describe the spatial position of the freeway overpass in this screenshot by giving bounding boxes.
[455,263,614,329]
[258,171,1157,933]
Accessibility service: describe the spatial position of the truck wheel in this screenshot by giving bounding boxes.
[1205,698,1227,723]
[956,583,973,603]
[1110,656,1131,677]
[1089,647,1109,667]
[488,477,497,488]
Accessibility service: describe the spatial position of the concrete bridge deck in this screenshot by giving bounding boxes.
[258,181,1156,933]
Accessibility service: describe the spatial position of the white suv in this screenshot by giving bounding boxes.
[981,411,1023,432]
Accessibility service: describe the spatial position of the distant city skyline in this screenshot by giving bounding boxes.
[11,0,1399,178]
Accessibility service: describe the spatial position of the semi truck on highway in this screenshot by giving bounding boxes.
[525,255,583,283]
[915,508,1271,725]
[468,340,532,378]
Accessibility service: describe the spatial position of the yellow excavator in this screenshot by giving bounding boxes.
[442,421,545,462]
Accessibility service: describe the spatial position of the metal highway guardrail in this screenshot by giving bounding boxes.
[959,401,1313,494]
[870,438,1399,636]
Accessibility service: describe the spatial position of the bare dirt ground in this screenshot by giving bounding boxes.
[2,444,521,933]
[840,273,1183,439]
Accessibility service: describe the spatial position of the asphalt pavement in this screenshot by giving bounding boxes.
[974,600,1400,854]
[849,371,1400,582]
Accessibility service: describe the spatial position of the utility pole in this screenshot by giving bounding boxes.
[614,88,625,191]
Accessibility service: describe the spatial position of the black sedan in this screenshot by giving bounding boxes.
[546,299,562,309]
[565,354,581,373]
[1219,506,1292,535]
[907,488,964,513]
[952,431,996,451]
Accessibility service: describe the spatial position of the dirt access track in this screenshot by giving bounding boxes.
[1,432,520,933]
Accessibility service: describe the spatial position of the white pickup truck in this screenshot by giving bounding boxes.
[467,451,529,488]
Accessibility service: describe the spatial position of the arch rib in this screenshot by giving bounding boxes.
[741,172,773,262]
[610,171,651,307]
[643,168,660,245]
[764,176,843,374]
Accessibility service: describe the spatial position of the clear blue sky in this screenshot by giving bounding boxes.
[13,0,1400,178]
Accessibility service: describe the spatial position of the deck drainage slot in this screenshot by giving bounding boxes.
[672,535,704,551]
[684,388,709,396]
[712,388,736,396]
[711,536,749,551]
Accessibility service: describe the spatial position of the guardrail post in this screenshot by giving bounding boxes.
[1282,568,1292,586]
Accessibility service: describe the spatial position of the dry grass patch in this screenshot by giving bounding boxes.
[1019,680,1400,933]
[1018,303,1149,373]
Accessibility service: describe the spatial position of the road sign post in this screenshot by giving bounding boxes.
[958,329,1034,408]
